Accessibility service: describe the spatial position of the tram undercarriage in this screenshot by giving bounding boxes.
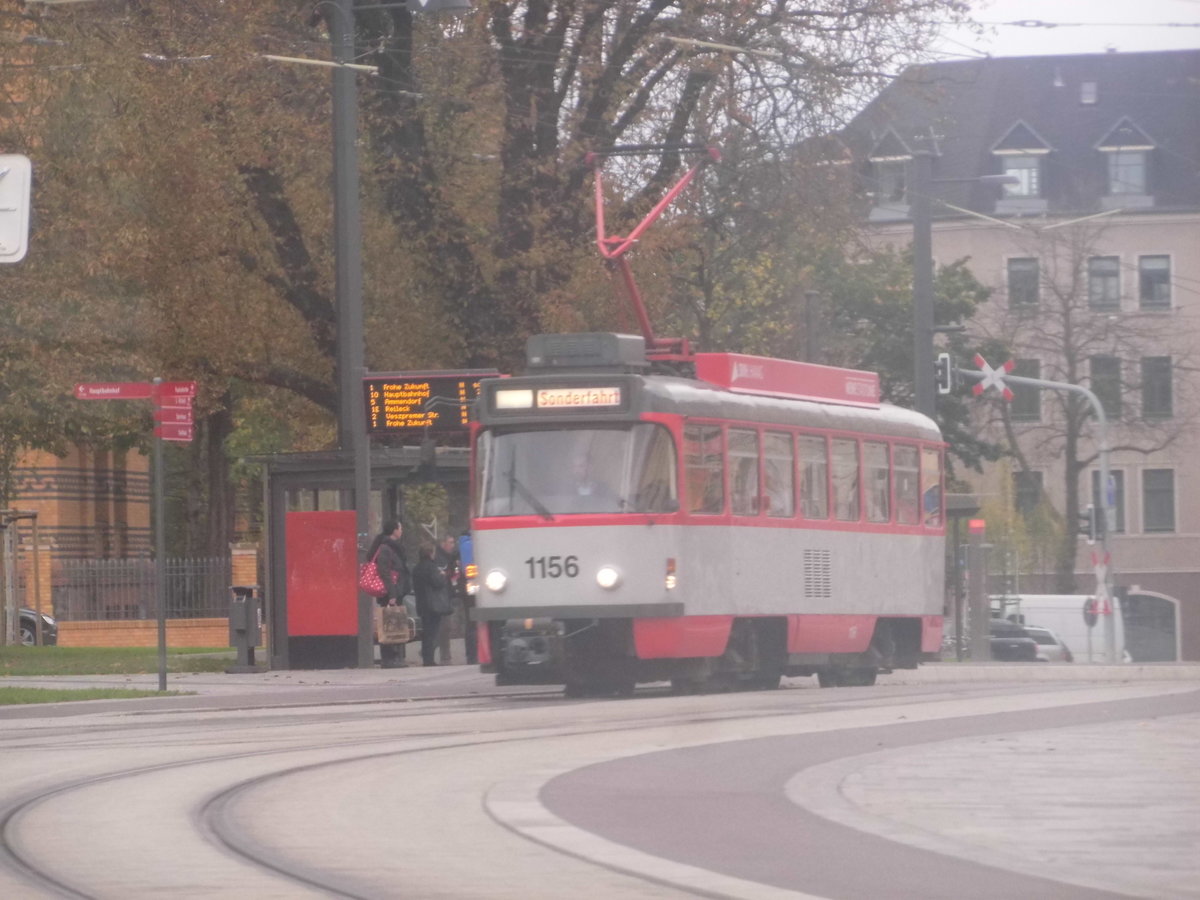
[485,615,926,696]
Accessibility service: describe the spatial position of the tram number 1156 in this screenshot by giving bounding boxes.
[525,555,579,579]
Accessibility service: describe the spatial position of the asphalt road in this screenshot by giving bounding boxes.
[0,667,1197,898]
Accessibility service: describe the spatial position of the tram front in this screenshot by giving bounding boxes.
[470,334,684,692]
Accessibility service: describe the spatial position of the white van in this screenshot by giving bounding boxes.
[991,594,1126,664]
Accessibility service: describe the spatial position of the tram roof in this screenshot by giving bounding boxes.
[639,374,940,441]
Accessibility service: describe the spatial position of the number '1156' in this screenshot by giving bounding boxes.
[525,555,579,578]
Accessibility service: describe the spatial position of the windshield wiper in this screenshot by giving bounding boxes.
[510,474,555,521]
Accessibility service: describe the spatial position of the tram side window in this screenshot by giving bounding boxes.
[684,424,724,515]
[729,428,759,516]
[831,438,860,522]
[764,432,795,517]
[799,435,829,519]
[894,445,920,525]
[921,447,943,527]
[865,441,890,523]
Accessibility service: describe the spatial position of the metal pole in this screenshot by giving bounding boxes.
[153,377,167,691]
[330,0,374,668]
[958,368,1117,663]
[31,514,42,646]
[967,520,988,661]
[911,150,936,419]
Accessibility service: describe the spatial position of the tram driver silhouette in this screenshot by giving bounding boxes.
[567,450,620,513]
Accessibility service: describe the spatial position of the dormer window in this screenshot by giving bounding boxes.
[866,128,915,222]
[1108,150,1146,195]
[992,121,1051,214]
[1097,118,1155,208]
[1002,155,1041,198]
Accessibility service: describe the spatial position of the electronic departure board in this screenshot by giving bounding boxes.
[363,371,500,435]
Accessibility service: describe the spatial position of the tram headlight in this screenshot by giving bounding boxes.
[595,565,621,590]
[484,569,508,593]
[665,557,677,590]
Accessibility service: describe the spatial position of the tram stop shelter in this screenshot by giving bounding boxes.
[255,445,470,670]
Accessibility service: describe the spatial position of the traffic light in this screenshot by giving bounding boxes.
[1077,504,1104,544]
[934,352,955,394]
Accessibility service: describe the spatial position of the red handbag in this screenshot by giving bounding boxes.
[358,548,389,598]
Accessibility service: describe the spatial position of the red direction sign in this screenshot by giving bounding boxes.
[154,423,194,442]
[155,393,193,409]
[75,382,154,400]
[155,381,197,399]
[154,408,194,425]
[972,354,1015,402]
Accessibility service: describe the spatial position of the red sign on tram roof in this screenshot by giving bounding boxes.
[694,353,880,408]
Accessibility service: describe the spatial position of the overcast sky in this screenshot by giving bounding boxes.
[935,0,1200,59]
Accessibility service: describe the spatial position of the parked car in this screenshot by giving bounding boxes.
[1024,625,1074,663]
[988,619,1039,661]
[19,608,58,646]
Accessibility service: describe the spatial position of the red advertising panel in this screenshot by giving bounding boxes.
[74,382,154,400]
[285,511,359,637]
[695,353,880,408]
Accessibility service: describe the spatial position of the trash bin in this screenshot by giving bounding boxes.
[228,585,263,672]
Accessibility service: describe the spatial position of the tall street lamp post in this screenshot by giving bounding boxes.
[909,149,1017,418]
[329,0,470,667]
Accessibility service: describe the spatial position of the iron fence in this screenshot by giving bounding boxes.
[53,557,234,621]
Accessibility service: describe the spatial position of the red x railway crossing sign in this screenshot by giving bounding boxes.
[972,354,1015,402]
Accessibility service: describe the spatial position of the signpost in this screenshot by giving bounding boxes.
[74,378,196,689]
[953,355,1118,663]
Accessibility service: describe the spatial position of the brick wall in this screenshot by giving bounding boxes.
[59,618,267,649]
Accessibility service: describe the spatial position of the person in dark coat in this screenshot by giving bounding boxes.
[367,520,410,668]
[434,534,460,664]
[412,541,453,667]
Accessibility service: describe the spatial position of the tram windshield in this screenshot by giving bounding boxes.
[476,424,678,517]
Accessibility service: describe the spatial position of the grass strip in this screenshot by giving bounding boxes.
[1,646,235,677]
[0,687,187,705]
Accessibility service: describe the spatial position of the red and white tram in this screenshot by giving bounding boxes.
[470,332,945,695]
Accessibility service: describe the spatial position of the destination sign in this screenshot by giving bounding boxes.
[536,386,622,409]
[364,371,500,434]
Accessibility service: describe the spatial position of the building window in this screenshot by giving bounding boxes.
[1080,81,1098,105]
[1090,355,1122,418]
[1138,256,1171,309]
[1142,469,1175,533]
[1107,150,1146,195]
[1091,470,1125,534]
[1088,256,1120,309]
[1013,470,1043,517]
[1141,356,1173,419]
[1010,359,1041,422]
[1002,155,1041,197]
[876,160,907,204]
[1007,258,1039,307]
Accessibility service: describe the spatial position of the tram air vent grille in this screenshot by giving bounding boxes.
[803,549,832,599]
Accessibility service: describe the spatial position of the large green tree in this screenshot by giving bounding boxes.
[2,0,969,552]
